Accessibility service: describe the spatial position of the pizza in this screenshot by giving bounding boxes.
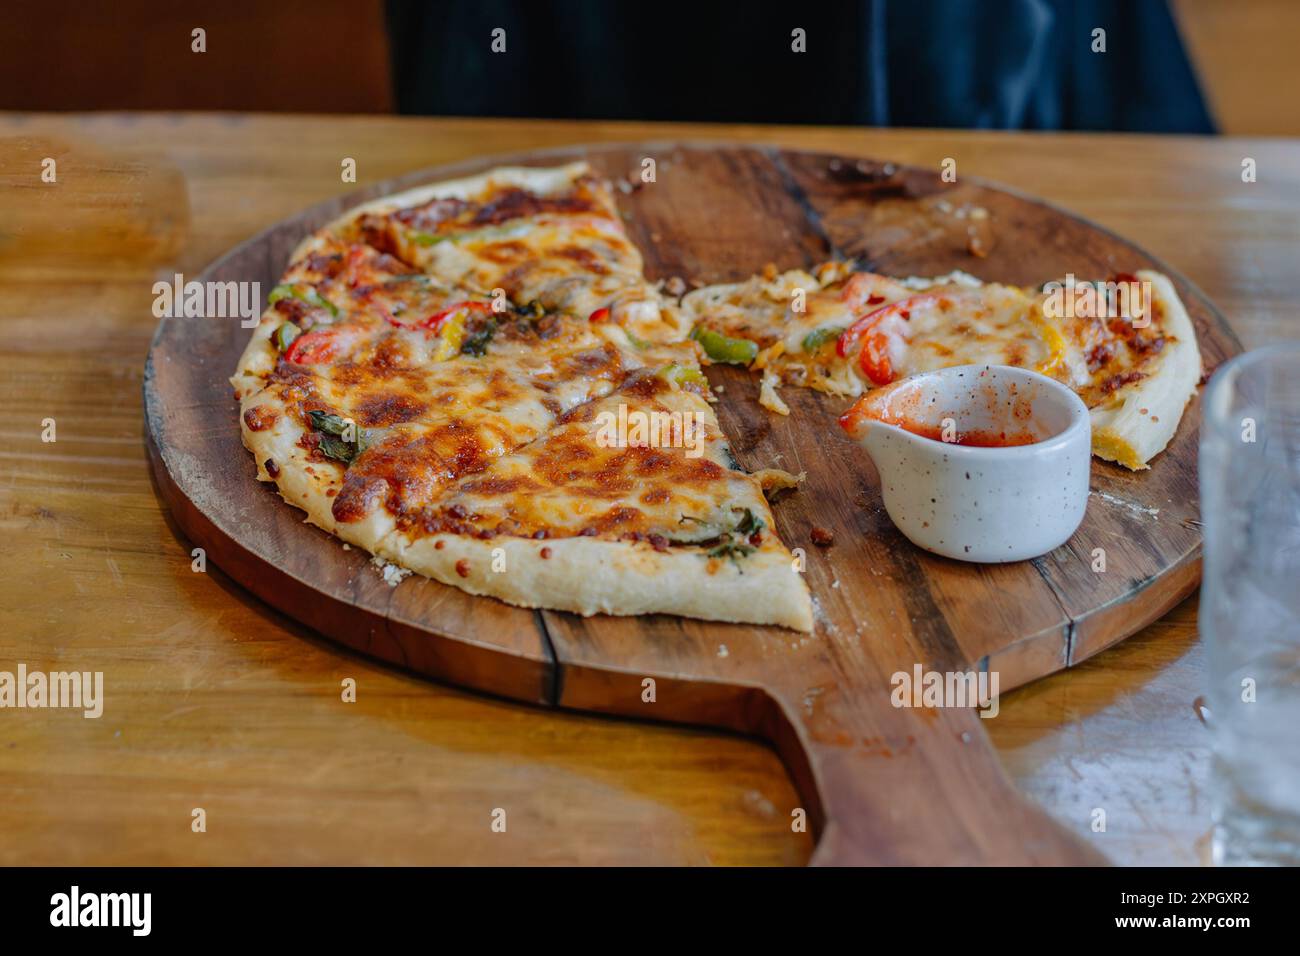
[233,161,1201,633]
[682,264,1201,469]
[233,164,813,632]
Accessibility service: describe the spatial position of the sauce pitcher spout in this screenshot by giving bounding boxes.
[839,401,915,480]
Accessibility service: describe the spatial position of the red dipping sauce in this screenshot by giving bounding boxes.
[838,373,1045,447]
[879,418,1041,447]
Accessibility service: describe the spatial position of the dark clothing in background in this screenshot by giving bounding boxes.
[386,0,1215,133]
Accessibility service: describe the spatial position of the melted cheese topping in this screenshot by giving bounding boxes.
[338,174,679,344]
[238,198,773,557]
[888,285,1051,374]
[683,265,1169,408]
[406,371,776,550]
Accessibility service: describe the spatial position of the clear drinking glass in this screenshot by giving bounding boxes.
[1201,343,1300,865]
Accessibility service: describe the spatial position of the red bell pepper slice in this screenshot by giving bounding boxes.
[344,246,371,288]
[422,300,493,333]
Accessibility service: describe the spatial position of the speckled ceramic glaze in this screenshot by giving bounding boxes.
[846,365,1091,562]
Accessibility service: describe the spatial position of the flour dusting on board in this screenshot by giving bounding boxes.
[371,555,412,586]
[1090,490,1160,519]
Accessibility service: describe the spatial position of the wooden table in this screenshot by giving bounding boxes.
[2,115,1296,866]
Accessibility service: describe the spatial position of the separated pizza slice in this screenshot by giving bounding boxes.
[369,366,814,631]
[325,162,689,345]
[683,263,1200,468]
[681,262,1037,400]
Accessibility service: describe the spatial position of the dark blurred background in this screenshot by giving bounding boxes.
[3,0,1297,134]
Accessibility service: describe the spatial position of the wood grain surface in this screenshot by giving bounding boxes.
[4,114,1299,866]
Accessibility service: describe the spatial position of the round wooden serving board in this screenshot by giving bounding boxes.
[144,143,1239,865]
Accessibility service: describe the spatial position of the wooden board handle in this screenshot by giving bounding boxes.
[762,679,1108,865]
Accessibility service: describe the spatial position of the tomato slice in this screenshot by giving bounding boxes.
[282,321,368,365]
[284,328,341,365]
[588,306,611,323]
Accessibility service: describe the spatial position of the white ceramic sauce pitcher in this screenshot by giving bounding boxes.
[840,365,1091,562]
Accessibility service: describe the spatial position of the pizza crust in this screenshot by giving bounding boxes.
[308,162,593,262]
[236,385,400,548]
[1088,270,1202,469]
[231,308,283,399]
[383,532,814,632]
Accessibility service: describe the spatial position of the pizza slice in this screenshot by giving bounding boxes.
[326,162,688,345]
[682,264,1201,468]
[1041,270,1202,469]
[369,366,814,631]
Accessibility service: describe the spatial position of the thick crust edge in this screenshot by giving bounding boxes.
[299,162,593,263]
[385,532,814,632]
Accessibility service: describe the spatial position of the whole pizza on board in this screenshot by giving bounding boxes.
[232,162,1201,633]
